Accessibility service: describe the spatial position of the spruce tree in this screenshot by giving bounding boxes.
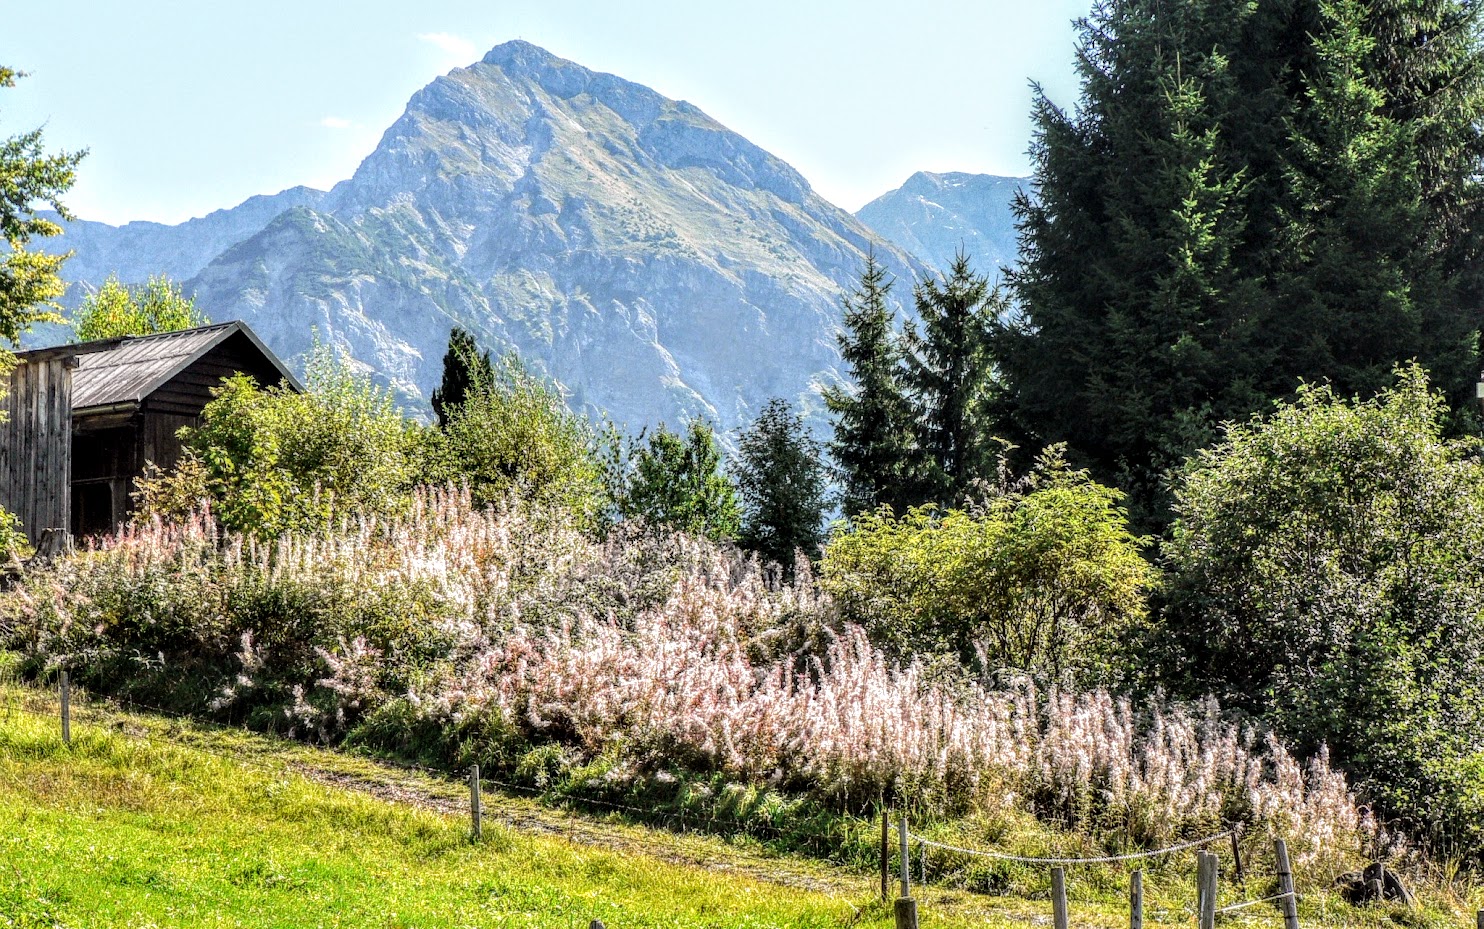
[995,0,1484,529]
[431,327,493,428]
[734,398,828,573]
[903,252,1001,502]
[823,251,919,516]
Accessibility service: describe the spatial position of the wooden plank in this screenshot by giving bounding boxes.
[1197,851,1217,929]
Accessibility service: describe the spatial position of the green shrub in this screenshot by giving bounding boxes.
[821,448,1155,681]
[145,345,423,536]
[1162,364,1484,855]
[421,353,605,525]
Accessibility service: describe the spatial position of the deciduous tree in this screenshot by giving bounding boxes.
[72,274,207,341]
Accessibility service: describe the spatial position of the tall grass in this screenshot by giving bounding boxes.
[3,488,1368,859]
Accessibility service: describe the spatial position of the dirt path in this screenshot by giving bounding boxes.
[285,759,864,898]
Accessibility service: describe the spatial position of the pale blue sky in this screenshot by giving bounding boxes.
[2,1,1090,226]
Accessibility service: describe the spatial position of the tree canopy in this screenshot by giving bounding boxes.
[623,421,739,541]
[0,67,84,353]
[824,251,919,516]
[430,327,494,428]
[72,275,208,341]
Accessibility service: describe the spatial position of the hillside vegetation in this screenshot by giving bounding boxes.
[2,676,1477,929]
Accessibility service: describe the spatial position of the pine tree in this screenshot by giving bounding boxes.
[823,251,919,516]
[903,252,1001,502]
[734,398,828,573]
[431,327,493,428]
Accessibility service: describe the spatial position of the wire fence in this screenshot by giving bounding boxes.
[3,670,1400,929]
[908,827,1238,865]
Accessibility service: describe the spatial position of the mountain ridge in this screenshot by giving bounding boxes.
[854,170,1024,275]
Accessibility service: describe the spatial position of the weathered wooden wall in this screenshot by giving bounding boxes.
[0,357,73,545]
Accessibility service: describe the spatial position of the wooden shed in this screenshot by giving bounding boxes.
[0,321,301,546]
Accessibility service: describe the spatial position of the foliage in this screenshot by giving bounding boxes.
[2,488,1363,854]
[821,448,1155,680]
[823,250,920,516]
[429,325,493,428]
[1161,365,1484,856]
[71,274,208,341]
[902,252,1002,503]
[422,352,604,523]
[164,345,421,536]
[622,420,739,541]
[994,0,1484,529]
[0,507,28,560]
[733,398,828,572]
[0,67,83,360]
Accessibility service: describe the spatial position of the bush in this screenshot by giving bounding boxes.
[821,448,1156,681]
[421,353,605,526]
[1162,365,1484,856]
[0,488,1362,854]
[141,346,423,536]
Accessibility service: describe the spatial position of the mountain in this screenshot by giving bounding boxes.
[41,41,923,434]
[855,171,1023,276]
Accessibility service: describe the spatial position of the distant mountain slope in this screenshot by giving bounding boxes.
[855,171,1023,275]
[40,41,924,433]
[47,186,327,292]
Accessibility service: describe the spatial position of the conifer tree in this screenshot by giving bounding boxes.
[431,327,494,428]
[823,251,919,516]
[734,398,828,572]
[903,253,1001,502]
[995,0,1484,529]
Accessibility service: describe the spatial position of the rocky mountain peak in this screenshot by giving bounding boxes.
[42,42,926,436]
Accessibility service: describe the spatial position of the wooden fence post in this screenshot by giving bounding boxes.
[893,815,918,929]
[1130,869,1144,929]
[1197,851,1218,929]
[880,804,889,903]
[59,670,70,745]
[897,816,911,899]
[1051,866,1069,929]
[1229,828,1246,892]
[469,764,483,842]
[1274,839,1300,929]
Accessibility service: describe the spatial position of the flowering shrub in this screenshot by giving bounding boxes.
[2,488,1366,857]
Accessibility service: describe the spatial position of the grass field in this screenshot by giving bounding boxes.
[0,679,1475,929]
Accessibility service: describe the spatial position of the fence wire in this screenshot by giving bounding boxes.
[908,826,1238,865]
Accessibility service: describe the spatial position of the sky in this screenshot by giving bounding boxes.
[1,0,1091,226]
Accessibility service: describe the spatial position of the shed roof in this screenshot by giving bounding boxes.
[17,321,302,414]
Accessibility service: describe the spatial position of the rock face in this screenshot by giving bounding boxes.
[855,171,1024,276]
[43,41,923,433]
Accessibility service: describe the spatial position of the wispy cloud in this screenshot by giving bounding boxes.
[320,116,353,130]
[418,32,477,63]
